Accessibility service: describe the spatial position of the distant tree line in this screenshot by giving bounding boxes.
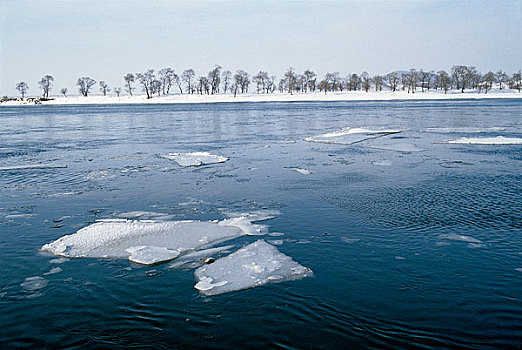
[12,65,522,100]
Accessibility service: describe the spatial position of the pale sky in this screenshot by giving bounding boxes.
[0,0,520,96]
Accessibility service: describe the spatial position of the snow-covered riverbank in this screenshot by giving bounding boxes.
[2,89,521,106]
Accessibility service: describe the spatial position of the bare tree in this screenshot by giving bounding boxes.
[197,76,210,94]
[509,71,521,92]
[319,80,329,94]
[234,70,250,94]
[124,73,135,96]
[361,72,371,92]
[483,72,495,92]
[99,81,110,96]
[158,68,176,94]
[60,88,67,97]
[303,69,316,92]
[386,72,399,92]
[438,70,450,94]
[267,75,276,93]
[208,65,222,94]
[495,70,508,90]
[373,75,383,91]
[347,73,360,91]
[114,87,122,97]
[182,69,196,94]
[284,67,298,94]
[77,77,96,97]
[253,71,269,93]
[16,82,29,99]
[151,79,161,97]
[135,70,155,99]
[222,70,232,94]
[325,72,341,92]
[174,74,182,94]
[38,75,54,99]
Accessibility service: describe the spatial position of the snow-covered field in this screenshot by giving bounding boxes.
[2,89,521,106]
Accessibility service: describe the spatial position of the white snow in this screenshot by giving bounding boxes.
[194,240,313,296]
[305,127,401,145]
[20,276,48,291]
[448,136,522,145]
[126,246,180,265]
[162,152,228,167]
[438,233,483,244]
[3,90,522,107]
[41,214,270,261]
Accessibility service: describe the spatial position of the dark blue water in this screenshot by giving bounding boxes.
[0,100,521,349]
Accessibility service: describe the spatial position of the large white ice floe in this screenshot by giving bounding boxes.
[194,240,313,296]
[448,136,522,145]
[41,214,270,264]
[305,127,401,145]
[162,152,228,167]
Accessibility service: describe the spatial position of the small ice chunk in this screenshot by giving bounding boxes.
[194,240,313,296]
[515,268,522,273]
[305,127,401,145]
[50,257,69,264]
[395,256,406,260]
[268,239,284,246]
[43,267,62,275]
[340,237,360,244]
[438,233,482,244]
[448,136,522,145]
[467,243,486,249]
[0,164,67,171]
[126,246,180,265]
[21,276,48,291]
[162,152,228,167]
[367,144,426,153]
[292,168,312,175]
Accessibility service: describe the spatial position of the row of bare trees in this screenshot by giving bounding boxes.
[13,66,522,99]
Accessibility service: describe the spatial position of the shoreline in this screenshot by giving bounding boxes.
[2,90,521,106]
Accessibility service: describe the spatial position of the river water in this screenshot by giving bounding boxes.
[0,100,521,348]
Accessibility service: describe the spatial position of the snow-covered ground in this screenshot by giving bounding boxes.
[2,89,521,106]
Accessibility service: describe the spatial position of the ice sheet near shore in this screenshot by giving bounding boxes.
[41,213,271,264]
[161,152,228,167]
[194,240,313,296]
[305,127,401,145]
[448,136,522,145]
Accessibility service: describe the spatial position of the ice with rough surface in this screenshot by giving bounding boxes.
[168,245,235,269]
[438,233,483,244]
[21,276,48,291]
[305,127,401,145]
[41,214,269,260]
[43,267,62,275]
[448,136,522,145]
[162,152,228,167]
[194,240,313,296]
[292,168,313,175]
[126,246,181,265]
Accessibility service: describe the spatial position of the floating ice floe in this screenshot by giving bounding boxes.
[305,127,401,145]
[292,168,313,175]
[0,164,67,171]
[448,136,522,145]
[43,267,62,275]
[438,233,483,244]
[162,152,228,167]
[367,144,426,153]
[424,127,506,133]
[340,237,361,244]
[41,213,271,265]
[194,240,313,296]
[20,276,48,291]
